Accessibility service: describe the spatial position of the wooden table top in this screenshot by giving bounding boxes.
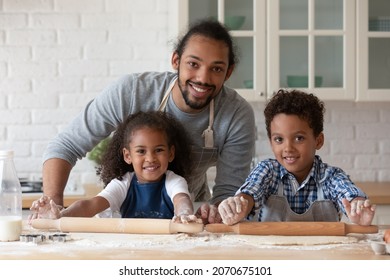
[1,223,389,260]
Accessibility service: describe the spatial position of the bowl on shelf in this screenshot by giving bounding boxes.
[225,16,245,30]
[369,17,390,31]
[287,75,323,88]
[243,79,253,89]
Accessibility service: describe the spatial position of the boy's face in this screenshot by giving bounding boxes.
[171,35,234,113]
[269,113,324,183]
[122,127,175,184]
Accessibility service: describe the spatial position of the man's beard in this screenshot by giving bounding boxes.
[177,70,216,110]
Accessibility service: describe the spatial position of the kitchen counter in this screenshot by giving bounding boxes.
[1,222,389,260]
[22,182,390,208]
[22,184,103,208]
[356,182,390,205]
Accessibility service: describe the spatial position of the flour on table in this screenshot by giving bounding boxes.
[220,234,360,246]
[66,231,363,249]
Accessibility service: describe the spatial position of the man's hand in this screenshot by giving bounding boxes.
[195,203,222,224]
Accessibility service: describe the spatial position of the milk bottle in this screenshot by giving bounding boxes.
[0,150,22,241]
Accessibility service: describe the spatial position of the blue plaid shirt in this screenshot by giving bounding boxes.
[238,155,367,220]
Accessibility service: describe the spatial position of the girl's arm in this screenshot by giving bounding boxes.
[29,195,110,222]
[172,193,200,223]
[60,196,110,218]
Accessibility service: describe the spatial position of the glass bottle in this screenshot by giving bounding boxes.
[0,150,22,241]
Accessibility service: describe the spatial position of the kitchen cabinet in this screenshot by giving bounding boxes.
[268,0,355,100]
[172,0,390,102]
[172,0,356,101]
[357,0,390,101]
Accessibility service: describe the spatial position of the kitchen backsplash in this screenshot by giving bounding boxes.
[1,0,389,186]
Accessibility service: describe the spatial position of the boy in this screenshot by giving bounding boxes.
[218,89,376,226]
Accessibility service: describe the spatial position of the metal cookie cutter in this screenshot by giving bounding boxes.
[20,234,46,244]
[48,233,70,242]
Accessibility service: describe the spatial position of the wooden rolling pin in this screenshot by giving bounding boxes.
[31,217,204,234]
[205,222,378,236]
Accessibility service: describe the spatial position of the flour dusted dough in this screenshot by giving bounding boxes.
[67,231,360,248]
[221,234,360,246]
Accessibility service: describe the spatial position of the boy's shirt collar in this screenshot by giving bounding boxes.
[278,155,321,193]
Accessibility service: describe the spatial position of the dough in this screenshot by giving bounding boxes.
[221,234,360,246]
[67,231,361,248]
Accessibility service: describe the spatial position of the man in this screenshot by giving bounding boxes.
[42,19,256,224]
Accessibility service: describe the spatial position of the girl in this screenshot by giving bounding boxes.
[30,111,199,224]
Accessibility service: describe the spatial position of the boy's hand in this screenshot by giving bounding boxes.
[218,196,249,226]
[342,198,376,226]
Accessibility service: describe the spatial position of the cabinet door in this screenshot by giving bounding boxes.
[173,0,266,102]
[268,0,355,100]
[357,0,390,101]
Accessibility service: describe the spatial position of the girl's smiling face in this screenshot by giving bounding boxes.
[122,127,175,183]
[270,113,324,183]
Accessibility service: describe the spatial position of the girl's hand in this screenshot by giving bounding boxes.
[342,198,376,226]
[218,196,248,226]
[28,195,62,223]
[172,213,202,224]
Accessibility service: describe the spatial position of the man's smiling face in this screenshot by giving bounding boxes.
[171,35,234,113]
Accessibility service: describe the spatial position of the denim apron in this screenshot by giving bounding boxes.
[120,175,174,219]
[260,181,339,222]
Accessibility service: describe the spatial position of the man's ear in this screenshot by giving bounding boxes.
[316,132,324,150]
[225,64,235,81]
[171,52,180,71]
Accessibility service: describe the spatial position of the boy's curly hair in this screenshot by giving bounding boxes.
[96,111,193,186]
[264,89,325,139]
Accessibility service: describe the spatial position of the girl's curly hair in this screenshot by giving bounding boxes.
[264,89,325,139]
[96,111,193,186]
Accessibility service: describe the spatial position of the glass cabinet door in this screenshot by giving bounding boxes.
[175,0,266,101]
[268,0,355,100]
[357,0,390,101]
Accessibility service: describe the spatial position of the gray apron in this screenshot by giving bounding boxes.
[260,181,339,222]
[158,78,218,202]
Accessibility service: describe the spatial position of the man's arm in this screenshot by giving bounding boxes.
[42,158,73,206]
[211,97,256,205]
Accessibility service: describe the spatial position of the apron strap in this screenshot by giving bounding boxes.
[202,99,214,148]
[158,77,177,112]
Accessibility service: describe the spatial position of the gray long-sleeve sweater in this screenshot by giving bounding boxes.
[43,71,256,204]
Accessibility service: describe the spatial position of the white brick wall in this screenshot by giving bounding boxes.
[0,0,171,184]
[1,0,390,187]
